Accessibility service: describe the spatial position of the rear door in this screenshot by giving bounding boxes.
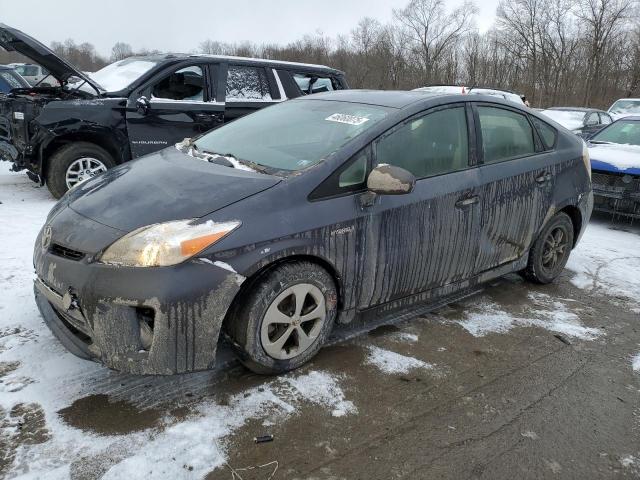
[358,103,481,307]
[472,104,555,273]
[126,62,224,158]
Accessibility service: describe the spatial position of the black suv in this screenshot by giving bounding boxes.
[0,24,348,197]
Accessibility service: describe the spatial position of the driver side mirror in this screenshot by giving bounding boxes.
[367,164,415,195]
[136,96,151,115]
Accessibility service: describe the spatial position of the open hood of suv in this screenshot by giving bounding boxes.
[0,23,104,93]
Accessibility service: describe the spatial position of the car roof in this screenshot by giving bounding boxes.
[298,89,520,110]
[547,107,601,112]
[127,53,344,74]
[615,116,640,121]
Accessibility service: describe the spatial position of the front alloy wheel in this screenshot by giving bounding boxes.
[65,157,108,189]
[261,283,326,360]
[226,261,337,374]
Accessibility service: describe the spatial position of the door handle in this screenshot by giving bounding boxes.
[455,195,479,208]
[536,172,552,184]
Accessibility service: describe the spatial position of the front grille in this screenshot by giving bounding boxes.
[50,243,85,261]
[592,171,640,196]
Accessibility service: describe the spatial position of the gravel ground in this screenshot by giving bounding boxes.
[0,163,638,479]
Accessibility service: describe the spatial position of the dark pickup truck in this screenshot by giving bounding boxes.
[0,24,348,197]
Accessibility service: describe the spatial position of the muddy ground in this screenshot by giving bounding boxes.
[1,158,639,480]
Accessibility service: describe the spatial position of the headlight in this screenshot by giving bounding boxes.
[99,219,241,267]
[582,141,592,180]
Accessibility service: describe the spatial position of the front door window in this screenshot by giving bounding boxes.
[152,66,205,102]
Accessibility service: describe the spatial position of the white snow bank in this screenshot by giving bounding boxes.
[365,346,435,374]
[567,222,640,302]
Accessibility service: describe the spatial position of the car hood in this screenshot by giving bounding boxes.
[588,142,640,175]
[65,147,281,232]
[0,23,103,93]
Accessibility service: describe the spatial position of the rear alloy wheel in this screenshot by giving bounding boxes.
[522,212,574,284]
[46,142,116,199]
[227,261,337,374]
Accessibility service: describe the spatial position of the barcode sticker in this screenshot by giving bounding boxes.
[325,113,369,126]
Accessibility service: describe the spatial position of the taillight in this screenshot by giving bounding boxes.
[582,141,591,180]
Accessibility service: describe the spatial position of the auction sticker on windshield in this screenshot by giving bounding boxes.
[325,113,370,125]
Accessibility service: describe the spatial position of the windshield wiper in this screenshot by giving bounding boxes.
[589,140,613,144]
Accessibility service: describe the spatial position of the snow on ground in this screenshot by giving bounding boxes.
[567,222,640,303]
[632,352,640,372]
[454,295,602,340]
[365,346,435,374]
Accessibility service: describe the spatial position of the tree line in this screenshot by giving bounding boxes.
[1,0,638,108]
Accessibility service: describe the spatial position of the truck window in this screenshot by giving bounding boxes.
[226,66,272,101]
[293,73,335,95]
[152,66,204,102]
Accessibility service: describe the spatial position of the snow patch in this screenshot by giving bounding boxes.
[365,346,435,375]
[282,371,356,417]
[455,301,601,341]
[390,332,419,343]
[213,261,237,274]
[632,352,640,372]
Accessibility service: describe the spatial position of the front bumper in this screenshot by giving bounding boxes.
[33,211,244,375]
[592,171,640,218]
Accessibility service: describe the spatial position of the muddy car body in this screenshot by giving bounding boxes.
[0,23,348,198]
[34,90,593,375]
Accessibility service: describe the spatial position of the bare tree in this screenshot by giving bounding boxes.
[393,0,478,85]
[111,42,133,62]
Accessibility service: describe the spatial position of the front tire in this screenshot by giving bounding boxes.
[226,261,337,375]
[46,142,115,199]
[522,212,574,284]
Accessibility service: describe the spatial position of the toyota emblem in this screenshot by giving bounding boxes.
[42,225,52,250]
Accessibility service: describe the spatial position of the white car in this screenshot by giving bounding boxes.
[413,85,525,105]
[607,98,640,121]
[8,63,59,87]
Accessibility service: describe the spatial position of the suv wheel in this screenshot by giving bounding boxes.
[522,212,574,284]
[46,142,116,199]
[226,261,337,374]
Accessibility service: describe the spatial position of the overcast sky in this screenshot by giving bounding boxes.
[1,0,500,57]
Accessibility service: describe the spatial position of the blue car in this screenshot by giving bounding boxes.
[0,65,30,93]
[587,116,640,218]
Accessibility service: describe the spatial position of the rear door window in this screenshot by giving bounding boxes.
[531,117,557,150]
[152,66,205,102]
[226,65,272,101]
[375,106,469,178]
[478,106,535,163]
[293,73,335,95]
[600,113,612,125]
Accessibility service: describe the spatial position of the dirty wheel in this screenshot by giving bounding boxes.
[226,261,337,375]
[522,212,574,284]
[46,142,116,199]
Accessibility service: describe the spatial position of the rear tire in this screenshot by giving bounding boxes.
[522,212,574,284]
[226,261,337,375]
[46,142,116,199]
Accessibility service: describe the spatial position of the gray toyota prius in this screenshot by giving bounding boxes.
[33,90,593,375]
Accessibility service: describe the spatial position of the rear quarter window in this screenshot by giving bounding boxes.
[531,117,557,150]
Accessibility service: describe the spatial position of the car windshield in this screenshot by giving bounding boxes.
[608,100,640,115]
[91,58,160,92]
[0,71,26,89]
[193,100,392,172]
[590,120,640,146]
[13,65,38,76]
[541,110,584,130]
